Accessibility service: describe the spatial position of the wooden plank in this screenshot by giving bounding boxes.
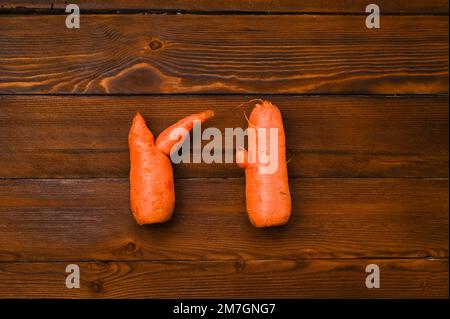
[0,178,447,262]
[0,0,448,14]
[0,15,447,94]
[0,259,447,298]
[0,95,447,179]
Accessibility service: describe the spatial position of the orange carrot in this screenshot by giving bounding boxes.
[236,100,291,228]
[129,111,214,225]
[129,113,174,225]
[156,110,214,156]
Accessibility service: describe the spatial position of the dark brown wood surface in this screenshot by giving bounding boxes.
[0,0,448,13]
[0,259,447,298]
[0,178,447,262]
[0,95,447,178]
[0,2,448,299]
[0,15,448,94]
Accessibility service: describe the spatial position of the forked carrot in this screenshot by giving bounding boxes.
[236,100,291,227]
[129,111,214,225]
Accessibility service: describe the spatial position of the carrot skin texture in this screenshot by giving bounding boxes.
[239,101,291,228]
[129,113,175,225]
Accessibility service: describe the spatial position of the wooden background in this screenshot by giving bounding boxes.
[0,0,448,298]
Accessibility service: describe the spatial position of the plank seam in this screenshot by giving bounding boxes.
[0,257,448,264]
[0,93,448,98]
[0,9,449,16]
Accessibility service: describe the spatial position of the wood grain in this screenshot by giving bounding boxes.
[0,0,448,13]
[0,259,447,298]
[0,178,447,262]
[0,95,447,178]
[0,15,447,94]
[0,7,448,300]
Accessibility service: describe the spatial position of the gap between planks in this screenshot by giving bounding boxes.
[0,0,448,15]
[0,10,449,16]
[0,93,448,97]
[0,257,447,264]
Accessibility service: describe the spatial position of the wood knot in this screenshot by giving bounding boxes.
[234,259,245,272]
[149,39,163,51]
[126,242,137,252]
[89,281,103,293]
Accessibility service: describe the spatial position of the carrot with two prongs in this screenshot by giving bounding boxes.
[129,110,214,225]
[236,100,291,228]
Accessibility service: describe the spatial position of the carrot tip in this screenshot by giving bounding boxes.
[132,112,143,126]
[202,110,215,120]
[134,112,150,127]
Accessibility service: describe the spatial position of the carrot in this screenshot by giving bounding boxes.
[129,111,214,225]
[236,100,291,228]
[129,113,174,225]
[156,110,214,156]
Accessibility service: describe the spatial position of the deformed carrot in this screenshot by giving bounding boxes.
[236,100,291,228]
[129,111,214,225]
[129,113,175,225]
